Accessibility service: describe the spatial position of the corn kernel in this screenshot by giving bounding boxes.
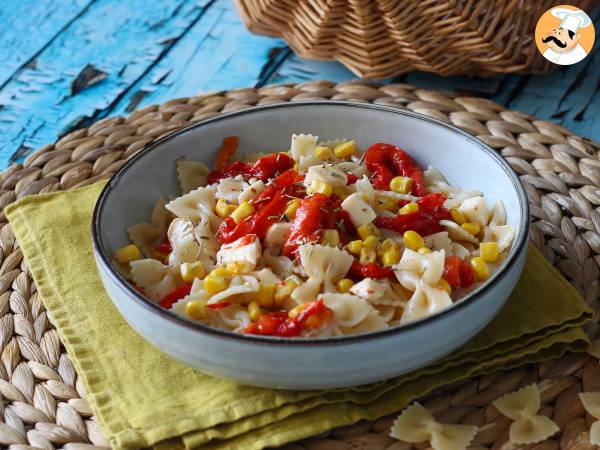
[377,197,397,212]
[450,208,466,225]
[215,198,237,218]
[403,230,424,251]
[293,162,299,172]
[346,240,363,255]
[204,276,228,295]
[470,257,490,281]
[255,283,276,308]
[226,262,250,275]
[359,247,376,264]
[231,202,255,224]
[462,222,481,236]
[208,267,230,278]
[284,199,300,219]
[288,304,307,319]
[399,202,419,215]
[307,179,333,196]
[334,141,356,158]
[357,222,378,240]
[248,301,261,321]
[381,251,400,266]
[321,229,340,247]
[185,301,206,320]
[180,262,205,282]
[337,278,354,293]
[389,176,413,194]
[437,278,452,294]
[332,187,348,200]
[480,242,499,263]
[362,235,378,250]
[314,146,332,160]
[417,247,432,255]
[114,244,141,264]
[275,280,298,306]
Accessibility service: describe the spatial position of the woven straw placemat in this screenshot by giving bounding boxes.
[0,80,599,450]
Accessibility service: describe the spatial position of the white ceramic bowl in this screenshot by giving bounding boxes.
[92,101,530,390]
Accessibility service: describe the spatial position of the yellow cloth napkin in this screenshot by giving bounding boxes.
[5,181,592,450]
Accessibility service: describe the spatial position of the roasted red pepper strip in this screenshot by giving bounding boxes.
[364,143,426,196]
[159,283,192,309]
[243,300,334,337]
[349,261,395,280]
[207,153,294,184]
[346,173,358,185]
[217,169,303,244]
[155,240,172,254]
[375,193,450,236]
[443,256,475,289]
[282,193,329,257]
[215,136,239,170]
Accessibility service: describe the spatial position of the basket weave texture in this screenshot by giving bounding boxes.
[0,81,600,449]
[235,0,594,79]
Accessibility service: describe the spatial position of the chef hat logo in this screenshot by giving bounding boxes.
[535,4,595,66]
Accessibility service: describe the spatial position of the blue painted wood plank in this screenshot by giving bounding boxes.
[0,0,93,87]
[108,0,288,116]
[0,0,212,166]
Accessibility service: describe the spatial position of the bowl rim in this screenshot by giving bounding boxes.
[92,100,530,346]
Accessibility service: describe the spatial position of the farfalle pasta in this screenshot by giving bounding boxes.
[492,384,559,444]
[390,402,478,450]
[578,392,600,445]
[113,133,515,337]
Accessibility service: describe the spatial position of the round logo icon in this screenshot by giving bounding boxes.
[535,5,595,66]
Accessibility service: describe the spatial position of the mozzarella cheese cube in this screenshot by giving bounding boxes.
[216,235,262,269]
[342,193,376,228]
[290,133,317,161]
[265,222,292,247]
[238,180,265,203]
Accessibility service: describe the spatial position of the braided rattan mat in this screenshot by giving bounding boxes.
[0,81,599,450]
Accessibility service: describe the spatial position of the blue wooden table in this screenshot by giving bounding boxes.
[0,0,599,170]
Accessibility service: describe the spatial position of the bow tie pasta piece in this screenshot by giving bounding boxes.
[423,232,470,259]
[578,392,600,445]
[395,248,445,289]
[216,235,262,271]
[292,244,354,302]
[349,278,406,306]
[176,160,209,194]
[489,199,507,226]
[335,161,367,178]
[207,275,260,306]
[354,175,376,203]
[492,384,559,444]
[319,293,388,334]
[130,259,178,302]
[216,176,249,203]
[457,196,489,226]
[193,216,219,260]
[166,186,219,228]
[439,220,479,245]
[390,402,478,450]
[401,283,452,324]
[487,224,515,252]
[127,198,170,257]
[167,218,200,266]
[305,165,348,187]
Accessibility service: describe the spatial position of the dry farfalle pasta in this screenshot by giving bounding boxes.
[390,402,478,450]
[492,384,559,444]
[578,392,600,445]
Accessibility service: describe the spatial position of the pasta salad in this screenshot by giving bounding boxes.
[113,134,515,338]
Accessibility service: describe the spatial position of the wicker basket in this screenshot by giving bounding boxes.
[235,0,593,79]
